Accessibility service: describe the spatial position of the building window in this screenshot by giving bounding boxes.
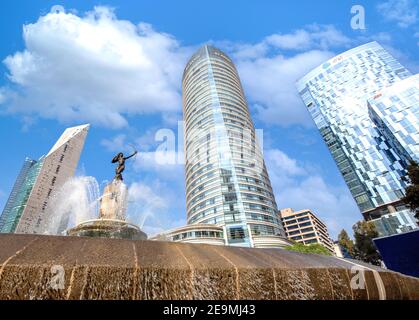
[303,233,316,239]
[229,227,245,240]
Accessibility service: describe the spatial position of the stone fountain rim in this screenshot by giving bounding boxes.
[68,218,140,229]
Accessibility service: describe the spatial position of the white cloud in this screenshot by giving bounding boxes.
[377,0,418,28]
[216,40,269,60]
[134,128,163,151]
[265,148,361,239]
[235,50,334,126]
[1,6,191,128]
[0,89,6,105]
[133,150,184,180]
[264,149,306,176]
[101,134,128,152]
[264,25,352,51]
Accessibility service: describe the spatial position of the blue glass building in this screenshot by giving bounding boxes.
[367,74,419,236]
[368,74,418,166]
[296,42,418,237]
[0,158,43,233]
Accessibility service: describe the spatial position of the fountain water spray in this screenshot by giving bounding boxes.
[40,176,100,235]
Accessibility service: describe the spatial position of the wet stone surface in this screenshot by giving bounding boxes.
[0,234,418,300]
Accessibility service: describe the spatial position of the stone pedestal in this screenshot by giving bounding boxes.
[99,180,128,220]
[67,180,146,241]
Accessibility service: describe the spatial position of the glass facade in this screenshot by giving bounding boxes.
[368,74,419,166]
[296,41,418,236]
[183,45,286,247]
[372,209,418,237]
[0,158,43,233]
[368,74,419,235]
[14,124,89,234]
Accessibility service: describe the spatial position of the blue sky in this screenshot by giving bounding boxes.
[0,0,418,238]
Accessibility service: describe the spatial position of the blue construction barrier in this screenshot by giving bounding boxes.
[373,229,419,278]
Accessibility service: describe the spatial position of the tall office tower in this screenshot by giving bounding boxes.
[182,45,288,248]
[0,158,38,232]
[1,124,90,234]
[367,74,419,236]
[296,41,417,236]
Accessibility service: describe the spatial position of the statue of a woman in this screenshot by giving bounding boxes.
[112,151,137,181]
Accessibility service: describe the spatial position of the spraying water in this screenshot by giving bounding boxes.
[40,176,101,235]
[41,175,153,236]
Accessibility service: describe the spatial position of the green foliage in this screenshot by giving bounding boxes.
[337,229,354,257]
[352,221,381,266]
[402,161,419,221]
[284,242,332,256]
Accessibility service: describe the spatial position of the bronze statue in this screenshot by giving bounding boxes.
[112,150,138,181]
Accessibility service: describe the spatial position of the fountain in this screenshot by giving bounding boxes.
[40,176,100,235]
[67,150,147,240]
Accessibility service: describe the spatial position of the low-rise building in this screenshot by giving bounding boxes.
[151,223,292,248]
[278,208,335,254]
[151,224,225,246]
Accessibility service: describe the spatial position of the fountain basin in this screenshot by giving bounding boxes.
[0,234,418,300]
[67,218,147,240]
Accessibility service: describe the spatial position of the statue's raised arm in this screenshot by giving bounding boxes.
[123,150,138,160]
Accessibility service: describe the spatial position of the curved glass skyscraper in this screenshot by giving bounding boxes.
[182,45,287,247]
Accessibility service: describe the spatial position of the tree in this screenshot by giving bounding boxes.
[337,229,355,257]
[284,242,332,256]
[352,221,381,266]
[402,161,419,222]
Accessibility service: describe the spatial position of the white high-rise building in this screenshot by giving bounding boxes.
[13,124,90,234]
[182,45,288,248]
